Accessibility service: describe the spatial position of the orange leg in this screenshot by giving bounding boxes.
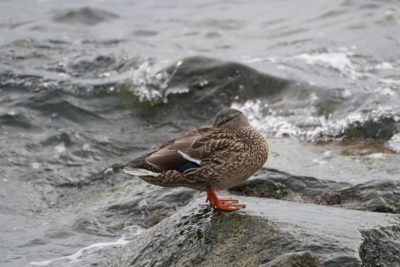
[206,186,245,211]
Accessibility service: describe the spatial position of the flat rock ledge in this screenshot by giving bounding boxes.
[111,197,399,267]
[230,168,400,213]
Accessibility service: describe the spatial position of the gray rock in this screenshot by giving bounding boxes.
[110,196,399,267]
[229,168,349,205]
[53,7,119,25]
[359,224,400,267]
[230,168,400,213]
[121,56,289,125]
[263,251,324,267]
[103,179,199,228]
[340,180,400,213]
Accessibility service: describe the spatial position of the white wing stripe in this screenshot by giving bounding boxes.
[123,168,159,177]
[178,150,201,165]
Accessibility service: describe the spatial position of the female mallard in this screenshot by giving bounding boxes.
[124,108,269,211]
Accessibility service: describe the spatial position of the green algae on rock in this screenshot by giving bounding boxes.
[111,205,289,267]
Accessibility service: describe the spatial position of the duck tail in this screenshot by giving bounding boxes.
[123,167,160,177]
[123,153,160,177]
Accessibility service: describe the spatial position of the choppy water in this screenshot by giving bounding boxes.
[1,0,400,266]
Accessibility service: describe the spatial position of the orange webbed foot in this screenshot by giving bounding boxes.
[214,202,246,211]
[206,186,245,211]
[219,198,239,204]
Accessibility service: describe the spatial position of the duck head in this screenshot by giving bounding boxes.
[213,108,249,130]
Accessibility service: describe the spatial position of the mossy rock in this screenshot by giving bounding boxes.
[111,204,291,267]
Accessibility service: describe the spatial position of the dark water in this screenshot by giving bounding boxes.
[1,0,400,266]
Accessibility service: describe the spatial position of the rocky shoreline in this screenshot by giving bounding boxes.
[231,168,400,213]
[111,197,399,267]
[108,168,400,267]
[2,1,400,265]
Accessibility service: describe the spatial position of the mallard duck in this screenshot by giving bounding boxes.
[124,108,269,211]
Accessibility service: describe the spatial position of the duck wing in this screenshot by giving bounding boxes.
[145,127,235,171]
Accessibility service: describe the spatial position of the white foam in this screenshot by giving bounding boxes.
[306,108,397,141]
[387,133,400,153]
[366,153,385,159]
[312,159,328,164]
[232,100,399,143]
[30,238,128,266]
[30,226,144,266]
[243,51,400,90]
[31,162,42,169]
[233,100,309,137]
[375,87,396,96]
[378,78,400,85]
[54,144,66,153]
[129,60,185,103]
[323,150,332,157]
[341,89,352,98]
[293,51,400,87]
[130,60,164,102]
[375,62,394,70]
[295,52,356,78]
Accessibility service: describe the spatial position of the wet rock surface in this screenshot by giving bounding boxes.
[359,224,400,267]
[111,197,399,267]
[230,168,400,214]
[263,252,324,267]
[102,174,199,228]
[42,167,200,229]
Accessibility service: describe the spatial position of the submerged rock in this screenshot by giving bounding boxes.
[111,197,399,267]
[164,56,288,103]
[121,56,289,124]
[53,7,119,25]
[103,178,199,228]
[73,170,200,229]
[230,168,400,214]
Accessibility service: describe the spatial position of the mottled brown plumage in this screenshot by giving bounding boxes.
[124,108,269,210]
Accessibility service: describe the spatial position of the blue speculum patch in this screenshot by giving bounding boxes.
[176,162,201,173]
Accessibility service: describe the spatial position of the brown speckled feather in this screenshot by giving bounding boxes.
[124,109,269,191]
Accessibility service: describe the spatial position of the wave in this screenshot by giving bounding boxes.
[52,7,119,26]
[234,99,400,142]
[2,53,399,145]
[0,112,34,129]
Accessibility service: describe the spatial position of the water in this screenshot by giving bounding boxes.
[1,0,399,266]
